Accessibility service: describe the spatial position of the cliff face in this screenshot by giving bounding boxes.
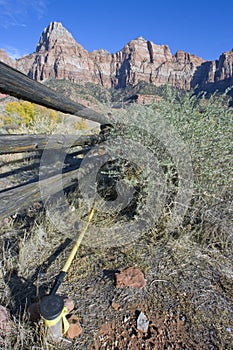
[0,49,16,68]
[0,22,232,92]
[191,49,233,92]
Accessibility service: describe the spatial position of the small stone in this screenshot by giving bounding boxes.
[136,311,149,333]
[65,315,82,339]
[115,267,146,288]
[111,302,120,311]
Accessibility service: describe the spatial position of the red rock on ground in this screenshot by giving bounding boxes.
[111,301,121,310]
[115,267,146,288]
[65,314,82,339]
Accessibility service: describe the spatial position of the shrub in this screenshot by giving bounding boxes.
[5,101,36,126]
[104,87,232,249]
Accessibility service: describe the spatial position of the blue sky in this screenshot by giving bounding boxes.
[0,0,232,60]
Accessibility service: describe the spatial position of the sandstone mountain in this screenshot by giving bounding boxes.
[0,22,232,94]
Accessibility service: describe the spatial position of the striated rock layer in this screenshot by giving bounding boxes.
[0,22,232,92]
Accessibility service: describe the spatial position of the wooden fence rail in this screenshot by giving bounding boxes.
[0,61,110,125]
[0,167,80,220]
[0,133,102,154]
[0,62,112,219]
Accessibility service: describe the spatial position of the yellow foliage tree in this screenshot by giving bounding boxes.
[5,101,36,126]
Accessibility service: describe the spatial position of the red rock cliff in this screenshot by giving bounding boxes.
[0,22,232,92]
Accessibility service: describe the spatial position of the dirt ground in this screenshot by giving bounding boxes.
[1,214,232,350]
[63,237,233,350]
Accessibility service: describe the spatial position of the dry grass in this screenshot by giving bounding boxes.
[0,88,232,349]
[1,213,232,349]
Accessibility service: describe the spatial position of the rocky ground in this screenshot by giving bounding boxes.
[1,208,232,349]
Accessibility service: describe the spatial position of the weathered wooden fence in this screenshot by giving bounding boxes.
[0,61,111,220]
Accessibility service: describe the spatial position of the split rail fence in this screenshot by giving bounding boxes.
[0,61,111,220]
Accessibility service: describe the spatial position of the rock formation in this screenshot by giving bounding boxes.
[0,22,232,93]
[191,49,233,92]
[0,49,16,68]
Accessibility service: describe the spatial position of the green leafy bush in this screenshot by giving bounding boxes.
[106,87,232,249]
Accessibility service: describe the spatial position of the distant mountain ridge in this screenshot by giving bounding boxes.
[1,22,233,94]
